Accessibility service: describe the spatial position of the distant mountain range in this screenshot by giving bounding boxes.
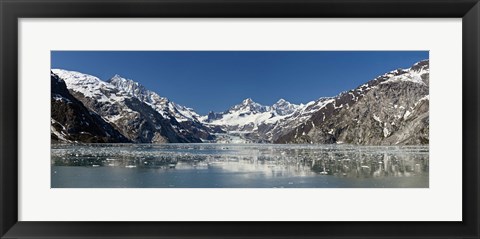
[51,59,429,145]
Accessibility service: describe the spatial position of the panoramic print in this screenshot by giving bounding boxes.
[51,51,429,188]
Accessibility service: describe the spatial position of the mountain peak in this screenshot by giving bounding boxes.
[108,74,136,84]
[272,98,299,116]
[229,98,268,114]
[108,75,144,92]
[410,59,429,72]
[242,98,254,105]
[110,74,122,80]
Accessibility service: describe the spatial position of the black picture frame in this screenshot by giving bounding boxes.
[1,0,479,238]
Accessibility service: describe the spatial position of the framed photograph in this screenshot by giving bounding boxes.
[1,0,479,238]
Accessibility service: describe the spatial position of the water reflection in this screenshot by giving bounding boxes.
[51,144,428,179]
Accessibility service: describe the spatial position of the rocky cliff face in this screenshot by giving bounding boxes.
[275,60,429,145]
[51,72,130,143]
[106,74,214,141]
[52,69,204,143]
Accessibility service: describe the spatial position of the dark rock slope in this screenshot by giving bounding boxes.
[51,72,130,143]
[52,70,203,143]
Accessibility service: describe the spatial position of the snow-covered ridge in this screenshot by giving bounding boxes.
[378,59,429,86]
[52,69,201,123]
[107,74,200,122]
[272,98,300,115]
[379,69,428,86]
[52,69,123,103]
[228,98,270,114]
[201,98,302,130]
[108,74,155,103]
[349,59,429,102]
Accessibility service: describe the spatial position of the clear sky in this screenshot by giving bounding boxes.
[51,51,428,115]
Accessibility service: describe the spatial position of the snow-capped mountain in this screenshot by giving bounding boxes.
[276,59,430,145]
[227,98,270,114]
[105,74,213,140]
[259,97,335,143]
[50,72,130,143]
[200,59,429,145]
[107,74,201,122]
[51,69,208,143]
[200,96,335,143]
[51,59,429,145]
[200,98,305,143]
[201,98,297,129]
[272,98,299,116]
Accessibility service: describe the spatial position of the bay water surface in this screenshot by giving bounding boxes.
[51,143,429,188]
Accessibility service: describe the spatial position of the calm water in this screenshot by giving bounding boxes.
[51,144,429,188]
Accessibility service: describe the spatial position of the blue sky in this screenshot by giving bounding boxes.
[51,51,428,115]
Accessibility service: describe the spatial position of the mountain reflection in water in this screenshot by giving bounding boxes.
[51,144,428,188]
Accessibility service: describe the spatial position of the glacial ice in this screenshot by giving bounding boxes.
[51,144,429,178]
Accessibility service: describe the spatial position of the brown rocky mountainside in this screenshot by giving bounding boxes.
[275,60,429,145]
[51,72,130,143]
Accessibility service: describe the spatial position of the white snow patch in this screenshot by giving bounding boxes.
[373,114,382,123]
[383,127,390,138]
[379,69,428,86]
[52,94,71,103]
